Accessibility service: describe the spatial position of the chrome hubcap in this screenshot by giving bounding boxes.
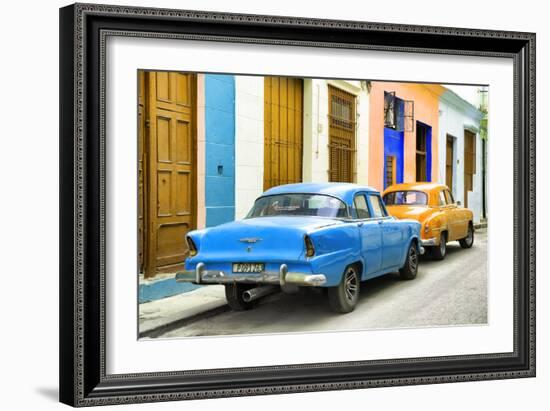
[344,268,358,302]
[409,247,418,272]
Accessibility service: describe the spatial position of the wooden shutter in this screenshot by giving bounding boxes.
[264,77,304,190]
[446,135,454,190]
[328,85,356,182]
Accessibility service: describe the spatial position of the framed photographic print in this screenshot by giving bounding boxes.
[59,2,536,407]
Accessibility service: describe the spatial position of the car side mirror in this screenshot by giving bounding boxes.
[456,201,462,207]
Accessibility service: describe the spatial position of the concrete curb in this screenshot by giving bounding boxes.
[474,222,487,229]
[139,285,228,337]
[140,304,231,338]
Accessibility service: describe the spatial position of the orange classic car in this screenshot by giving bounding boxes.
[382,182,474,260]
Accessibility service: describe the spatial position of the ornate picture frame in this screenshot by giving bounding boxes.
[59,3,535,406]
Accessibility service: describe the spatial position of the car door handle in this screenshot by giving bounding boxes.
[357,222,364,227]
[378,220,383,224]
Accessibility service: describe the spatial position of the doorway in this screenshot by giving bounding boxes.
[415,121,432,182]
[446,135,455,191]
[464,129,476,208]
[263,77,304,190]
[139,71,197,278]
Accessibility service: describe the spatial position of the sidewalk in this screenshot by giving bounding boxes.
[139,272,202,303]
[139,285,228,337]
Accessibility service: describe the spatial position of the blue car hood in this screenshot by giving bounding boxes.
[196,216,342,262]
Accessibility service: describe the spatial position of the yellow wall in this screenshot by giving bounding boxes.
[368,82,445,192]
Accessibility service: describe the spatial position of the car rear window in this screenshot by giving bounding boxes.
[246,194,349,218]
[383,191,428,206]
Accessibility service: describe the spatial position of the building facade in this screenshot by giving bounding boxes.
[234,77,371,219]
[438,89,484,223]
[367,82,445,192]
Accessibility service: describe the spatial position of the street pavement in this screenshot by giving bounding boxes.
[157,228,488,338]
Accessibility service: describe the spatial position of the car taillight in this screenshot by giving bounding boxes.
[305,235,315,257]
[186,236,198,256]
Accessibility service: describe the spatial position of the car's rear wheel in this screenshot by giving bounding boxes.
[328,265,360,313]
[431,232,447,260]
[399,241,419,280]
[459,223,475,248]
[225,284,256,311]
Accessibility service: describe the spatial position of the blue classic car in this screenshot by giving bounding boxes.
[176,183,422,313]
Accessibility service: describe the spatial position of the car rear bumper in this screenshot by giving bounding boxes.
[175,263,327,287]
[421,237,437,247]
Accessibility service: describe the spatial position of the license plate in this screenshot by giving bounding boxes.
[232,263,265,273]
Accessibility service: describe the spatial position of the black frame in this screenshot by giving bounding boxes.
[60,3,536,407]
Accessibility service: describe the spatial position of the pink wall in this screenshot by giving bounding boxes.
[368,82,444,192]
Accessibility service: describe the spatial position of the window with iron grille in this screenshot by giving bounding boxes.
[328,85,356,183]
[384,91,414,132]
[384,91,396,128]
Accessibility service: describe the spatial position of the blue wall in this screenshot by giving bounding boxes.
[139,280,200,304]
[204,74,236,227]
[383,127,404,189]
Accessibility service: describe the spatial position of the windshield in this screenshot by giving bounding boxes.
[383,190,428,206]
[246,194,349,219]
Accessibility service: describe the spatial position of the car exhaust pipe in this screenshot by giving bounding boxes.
[242,285,279,303]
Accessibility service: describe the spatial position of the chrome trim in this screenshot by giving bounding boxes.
[196,262,205,284]
[174,271,196,282]
[239,237,262,243]
[421,238,437,246]
[279,264,288,286]
[175,263,326,286]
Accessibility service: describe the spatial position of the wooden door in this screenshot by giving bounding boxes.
[138,71,147,273]
[264,77,303,190]
[142,71,197,277]
[328,85,356,183]
[464,130,476,208]
[385,155,396,188]
[446,135,454,190]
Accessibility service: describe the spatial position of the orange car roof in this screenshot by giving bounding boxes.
[383,182,448,194]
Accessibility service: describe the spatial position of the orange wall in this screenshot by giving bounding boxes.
[368,82,444,192]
